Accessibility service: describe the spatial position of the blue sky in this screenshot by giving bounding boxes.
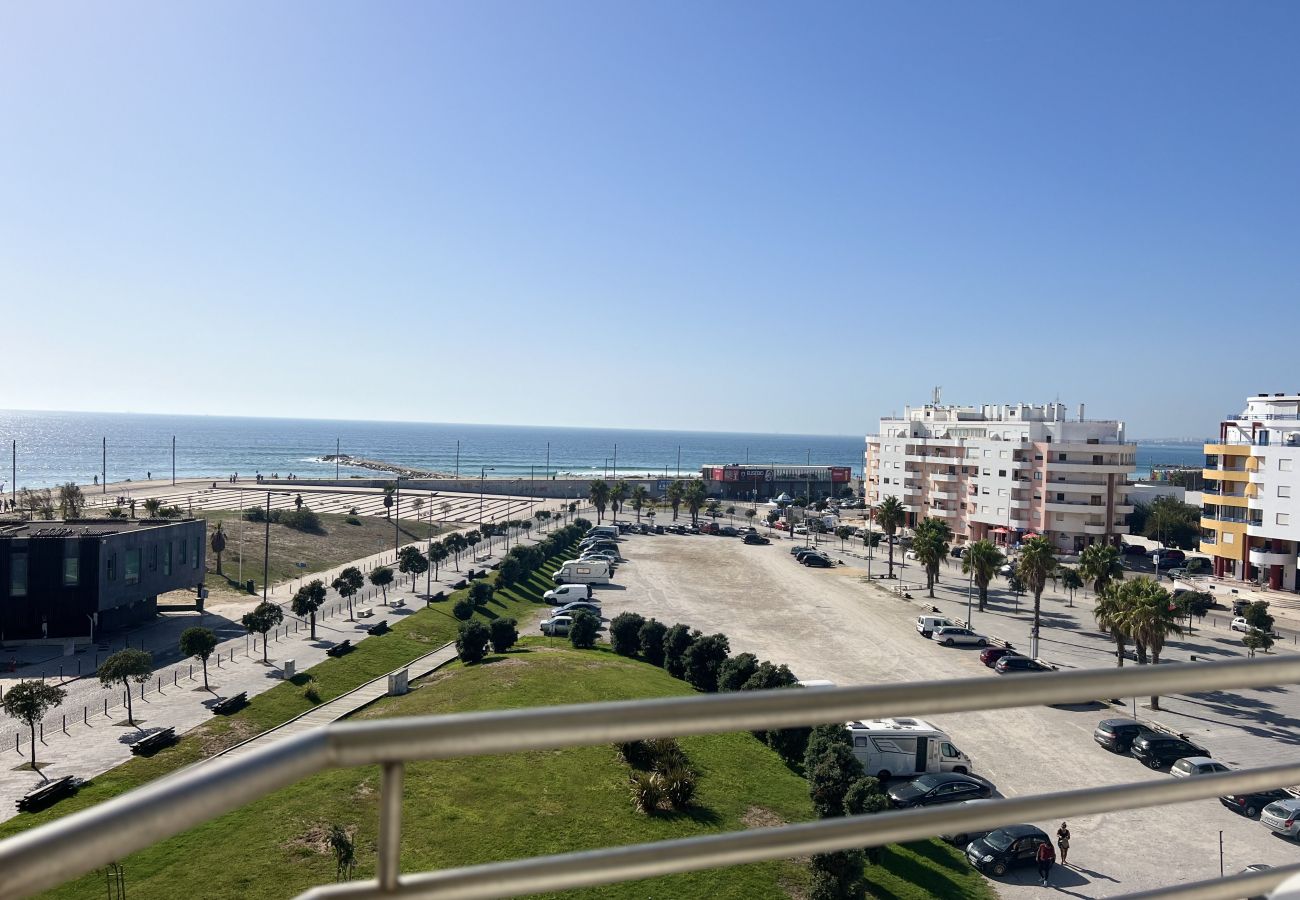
[3,2,1297,438]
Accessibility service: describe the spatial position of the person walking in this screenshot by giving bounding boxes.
[1056,822,1071,865]
[1036,840,1056,885]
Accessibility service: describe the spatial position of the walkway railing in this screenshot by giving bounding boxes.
[2,657,1300,899]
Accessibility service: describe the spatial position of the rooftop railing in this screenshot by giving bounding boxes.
[3,658,1300,900]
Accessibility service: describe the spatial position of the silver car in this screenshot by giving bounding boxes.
[933,626,989,648]
[539,615,573,636]
[1260,798,1300,839]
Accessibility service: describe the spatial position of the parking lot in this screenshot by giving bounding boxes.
[585,527,1300,898]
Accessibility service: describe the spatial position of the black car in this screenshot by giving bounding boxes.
[742,533,770,545]
[1121,543,1147,556]
[1093,718,1159,754]
[1130,733,1208,770]
[1220,790,1291,818]
[794,547,828,561]
[802,554,834,568]
[719,525,739,537]
[886,772,992,809]
[966,825,1051,876]
[993,655,1051,674]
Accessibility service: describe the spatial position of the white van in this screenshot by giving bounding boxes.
[846,718,972,782]
[543,584,593,603]
[916,615,957,638]
[553,559,611,585]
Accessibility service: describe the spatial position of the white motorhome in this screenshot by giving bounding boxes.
[553,559,611,585]
[845,718,971,782]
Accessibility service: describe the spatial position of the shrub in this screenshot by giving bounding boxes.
[568,610,600,649]
[301,678,321,704]
[452,597,476,621]
[806,742,865,819]
[629,771,664,815]
[616,740,652,770]
[682,633,730,692]
[243,505,267,523]
[638,618,669,667]
[662,624,699,679]
[842,777,883,815]
[659,766,697,810]
[765,725,812,767]
[468,581,495,606]
[717,653,759,692]
[609,612,646,657]
[349,506,359,515]
[456,620,491,664]
[488,618,518,654]
[343,515,362,526]
[809,850,868,900]
[804,723,853,766]
[497,556,523,587]
[741,660,798,691]
[646,738,689,772]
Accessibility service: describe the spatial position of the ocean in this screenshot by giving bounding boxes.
[0,410,1206,489]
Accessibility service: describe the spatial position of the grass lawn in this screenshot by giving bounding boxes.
[195,509,446,600]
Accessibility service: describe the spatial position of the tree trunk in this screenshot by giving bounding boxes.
[29,723,37,773]
[1151,649,1162,709]
[887,541,895,578]
[125,687,135,726]
[310,611,317,641]
[202,657,209,690]
[1113,634,1126,667]
[263,633,270,662]
[216,551,223,576]
[1135,641,1148,665]
[978,583,988,612]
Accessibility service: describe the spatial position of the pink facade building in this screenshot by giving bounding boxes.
[865,402,1136,556]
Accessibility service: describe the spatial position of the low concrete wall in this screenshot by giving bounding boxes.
[262,477,673,500]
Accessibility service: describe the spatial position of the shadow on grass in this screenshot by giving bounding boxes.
[656,804,724,827]
[865,842,974,900]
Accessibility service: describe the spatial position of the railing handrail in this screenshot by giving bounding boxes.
[3,656,1300,898]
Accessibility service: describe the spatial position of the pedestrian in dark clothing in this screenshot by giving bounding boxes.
[1056,822,1071,865]
[1036,841,1055,885]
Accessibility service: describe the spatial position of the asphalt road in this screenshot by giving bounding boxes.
[587,529,1300,898]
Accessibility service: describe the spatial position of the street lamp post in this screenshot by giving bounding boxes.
[965,558,975,628]
[479,466,495,529]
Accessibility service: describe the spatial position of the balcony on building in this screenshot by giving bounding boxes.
[1248,542,1296,567]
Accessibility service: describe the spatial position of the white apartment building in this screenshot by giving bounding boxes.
[1202,393,1300,591]
[865,402,1136,556]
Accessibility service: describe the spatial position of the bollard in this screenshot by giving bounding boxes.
[189,664,193,679]
[158,676,162,693]
[59,665,63,680]
[77,660,81,676]
[83,706,88,725]
[62,714,66,734]
[104,698,109,715]
[39,723,43,741]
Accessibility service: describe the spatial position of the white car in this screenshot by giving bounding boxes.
[1231,617,1250,633]
[1170,756,1231,778]
[933,626,989,648]
[540,615,573,636]
[793,525,809,535]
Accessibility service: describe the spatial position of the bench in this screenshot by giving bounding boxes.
[474,555,491,563]
[129,727,177,756]
[426,591,446,606]
[392,598,406,609]
[327,640,353,657]
[16,776,78,813]
[367,620,390,636]
[453,579,467,590]
[356,608,374,619]
[212,692,248,715]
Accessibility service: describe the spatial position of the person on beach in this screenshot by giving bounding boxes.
[1056,822,1070,865]
[1036,840,1055,885]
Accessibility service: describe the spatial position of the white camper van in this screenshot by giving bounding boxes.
[553,559,611,585]
[845,718,971,782]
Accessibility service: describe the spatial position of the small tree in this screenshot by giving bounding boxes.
[57,481,86,519]
[3,681,67,772]
[369,566,394,604]
[456,620,491,664]
[662,624,699,678]
[1060,566,1084,607]
[210,522,227,575]
[179,626,218,691]
[427,541,449,580]
[242,600,284,662]
[1244,601,1275,634]
[809,850,868,900]
[1244,630,1274,657]
[716,652,759,692]
[682,633,731,692]
[497,556,524,587]
[469,580,495,606]
[329,824,356,882]
[488,617,518,653]
[569,610,600,649]
[452,596,476,620]
[835,525,852,550]
[142,497,162,518]
[291,579,328,640]
[806,740,865,818]
[638,618,669,666]
[332,566,364,620]
[382,484,395,519]
[97,648,153,726]
[609,612,647,657]
[397,545,427,590]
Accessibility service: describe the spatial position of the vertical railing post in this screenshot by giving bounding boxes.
[378,761,405,890]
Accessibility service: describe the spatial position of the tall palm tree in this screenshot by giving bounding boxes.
[874,497,906,579]
[1093,587,1130,667]
[1016,536,1057,658]
[610,480,630,523]
[1078,543,1123,597]
[683,480,707,526]
[1114,577,1182,709]
[588,480,611,524]
[210,522,227,576]
[630,485,649,523]
[961,540,1005,612]
[667,480,686,521]
[912,517,952,597]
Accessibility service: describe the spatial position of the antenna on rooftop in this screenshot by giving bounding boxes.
[932,386,942,406]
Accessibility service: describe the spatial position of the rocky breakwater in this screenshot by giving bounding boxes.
[320,455,455,479]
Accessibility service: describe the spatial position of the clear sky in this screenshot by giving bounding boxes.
[3,2,1297,439]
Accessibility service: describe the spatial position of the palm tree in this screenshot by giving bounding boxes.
[588,480,611,524]
[961,540,1005,612]
[1060,567,1083,607]
[667,480,686,521]
[1079,543,1123,597]
[1016,536,1057,658]
[1114,578,1182,709]
[683,480,707,526]
[1093,587,1130,667]
[57,482,85,519]
[382,485,395,519]
[210,522,227,576]
[912,518,951,597]
[874,497,906,579]
[630,485,649,524]
[143,498,162,518]
[610,480,630,523]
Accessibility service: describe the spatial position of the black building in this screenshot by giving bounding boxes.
[0,518,207,644]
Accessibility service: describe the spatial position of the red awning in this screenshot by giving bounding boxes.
[991,527,1009,534]
[1024,532,1040,539]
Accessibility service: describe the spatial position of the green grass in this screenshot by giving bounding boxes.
[197,509,446,599]
[863,841,998,900]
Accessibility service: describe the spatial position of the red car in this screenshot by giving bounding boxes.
[980,646,1014,668]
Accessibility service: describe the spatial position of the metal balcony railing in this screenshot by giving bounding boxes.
[4,658,1300,900]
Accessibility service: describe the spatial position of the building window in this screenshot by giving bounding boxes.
[1057,493,1065,501]
[1280,459,1293,472]
[1034,472,1042,481]
[163,542,172,576]
[998,470,1006,478]
[63,544,80,586]
[1058,453,1067,461]
[999,451,1009,459]
[1223,532,1234,544]
[10,552,27,596]
[125,549,141,585]
[1280,486,1292,499]
[107,553,116,581]
[1279,513,1291,526]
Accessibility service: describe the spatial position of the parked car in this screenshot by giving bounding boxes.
[886,772,992,809]
[1221,790,1292,818]
[1260,798,1300,839]
[543,584,593,603]
[1093,718,1158,754]
[790,545,812,556]
[550,601,602,618]
[700,522,721,535]
[1152,549,1186,567]
[719,525,739,537]
[979,646,1015,668]
[743,533,770,545]
[916,616,957,638]
[949,545,967,558]
[802,554,834,568]
[1171,756,1232,778]
[539,615,574,636]
[1130,733,1209,770]
[965,825,1052,877]
[793,525,809,535]
[933,626,989,647]
[993,655,1051,675]
[1232,616,1253,633]
[1121,542,1147,556]
[940,799,996,846]
[997,563,1015,577]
